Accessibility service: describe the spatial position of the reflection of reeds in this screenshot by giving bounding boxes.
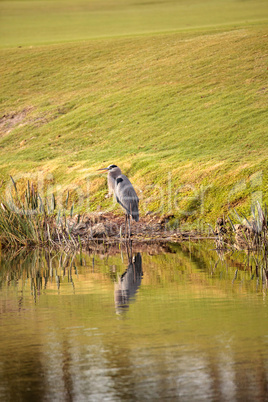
[0,244,266,304]
[0,249,77,303]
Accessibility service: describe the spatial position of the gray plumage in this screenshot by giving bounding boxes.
[99,164,139,222]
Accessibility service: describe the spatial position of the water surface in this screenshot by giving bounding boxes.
[0,242,268,401]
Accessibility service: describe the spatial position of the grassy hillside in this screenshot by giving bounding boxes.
[0,1,267,227]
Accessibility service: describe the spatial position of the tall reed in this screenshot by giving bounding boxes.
[228,202,268,250]
[0,178,68,248]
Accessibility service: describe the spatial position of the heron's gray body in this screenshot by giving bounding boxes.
[107,166,139,222]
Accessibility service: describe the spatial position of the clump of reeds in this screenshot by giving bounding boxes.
[213,202,268,252]
[0,177,74,248]
[229,202,267,251]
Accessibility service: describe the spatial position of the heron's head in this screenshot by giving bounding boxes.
[97,164,121,176]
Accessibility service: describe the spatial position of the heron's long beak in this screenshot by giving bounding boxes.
[97,167,109,171]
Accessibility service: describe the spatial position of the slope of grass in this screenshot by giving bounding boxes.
[0,1,267,227]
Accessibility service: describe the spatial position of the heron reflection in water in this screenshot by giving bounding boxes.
[114,251,143,315]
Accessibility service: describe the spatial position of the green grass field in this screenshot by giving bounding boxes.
[1,0,267,47]
[0,0,268,227]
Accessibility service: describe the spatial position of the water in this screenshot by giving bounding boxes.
[0,242,268,401]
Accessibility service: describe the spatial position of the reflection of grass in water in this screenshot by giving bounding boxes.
[0,243,267,299]
[1,246,268,400]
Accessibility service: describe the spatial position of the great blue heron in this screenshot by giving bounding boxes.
[98,164,139,237]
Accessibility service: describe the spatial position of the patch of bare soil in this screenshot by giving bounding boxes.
[0,108,33,136]
[60,212,214,250]
[0,107,58,137]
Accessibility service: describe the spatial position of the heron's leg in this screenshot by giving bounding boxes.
[129,215,131,238]
[125,214,128,238]
[126,236,132,259]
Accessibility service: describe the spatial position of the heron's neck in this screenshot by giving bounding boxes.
[108,168,122,179]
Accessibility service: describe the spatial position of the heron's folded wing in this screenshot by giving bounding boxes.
[116,177,139,221]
